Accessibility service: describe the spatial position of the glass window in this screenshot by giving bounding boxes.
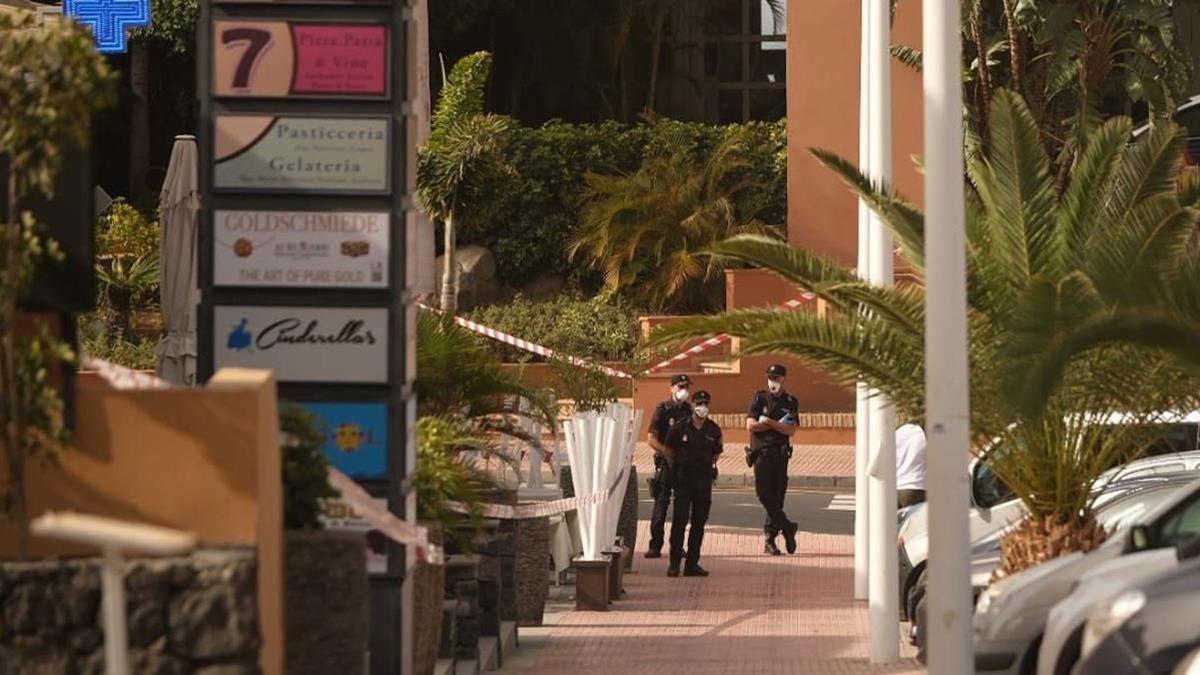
[1098,487,1180,532]
[973,460,1015,509]
[1156,495,1200,547]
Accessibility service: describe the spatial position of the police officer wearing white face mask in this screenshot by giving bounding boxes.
[663,390,722,577]
[745,364,800,556]
[645,373,693,559]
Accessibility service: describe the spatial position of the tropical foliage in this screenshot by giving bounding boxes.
[415,311,554,451]
[570,126,786,313]
[469,293,641,363]
[903,0,1192,172]
[650,89,1200,574]
[417,52,516,316]
[414,415,491,549]
[279,403,336,530]
[0,12,117,559]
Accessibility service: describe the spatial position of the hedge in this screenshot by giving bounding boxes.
[453,118,787,286]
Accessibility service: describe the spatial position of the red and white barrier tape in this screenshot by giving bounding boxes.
[418,302,632,379]
[445,464,629,520]
[81,356,174,390]
[640,294,816,375]
[327,467,444,564]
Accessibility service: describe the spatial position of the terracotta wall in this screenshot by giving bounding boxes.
[0,369,285,675]
[787,0,925,264]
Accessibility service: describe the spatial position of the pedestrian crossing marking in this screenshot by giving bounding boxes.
[826,495,856,511]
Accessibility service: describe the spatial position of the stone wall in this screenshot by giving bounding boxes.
[0,548,259,675]
[284,531,366,675]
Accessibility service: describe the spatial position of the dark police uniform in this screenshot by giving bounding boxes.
[664,409,721,571]
[646,398,692,555]
[747,387,799,550]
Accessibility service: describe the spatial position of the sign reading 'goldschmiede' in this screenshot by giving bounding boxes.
[214,210,389,288]
[213,115,390,193]
[213,305,388,383]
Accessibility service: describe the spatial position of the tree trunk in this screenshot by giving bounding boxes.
[1001,0,1023,93]
[3,172,29,560]
[645,3,667,113]
[129,42,151,200]
[971,0,990,140]
[439,214,458,316]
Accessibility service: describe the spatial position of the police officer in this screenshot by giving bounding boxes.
[645,373,693,559]
[746,364,800,556]
[663,390,722,577]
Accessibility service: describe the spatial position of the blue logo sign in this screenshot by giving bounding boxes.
[227,318,253,352]
[292,402,388,480]
[64,0,151,54]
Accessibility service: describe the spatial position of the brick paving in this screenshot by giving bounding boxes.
[502,522,922,675]
[632,442,855,479]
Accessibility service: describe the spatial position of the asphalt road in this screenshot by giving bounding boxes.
[637,486,855,536]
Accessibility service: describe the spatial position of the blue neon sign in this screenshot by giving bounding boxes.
[64,0,151,54]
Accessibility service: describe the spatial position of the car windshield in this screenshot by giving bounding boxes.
[972,455,1015,508]
[1096,485,1183,532]
[1154,491,1200,548]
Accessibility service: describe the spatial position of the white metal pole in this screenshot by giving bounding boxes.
[866,0,899,663]
[854,0,873,603]
[101,546,130,675]
[923,0,973,671]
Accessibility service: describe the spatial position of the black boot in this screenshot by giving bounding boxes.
[644,549,663,559]
[764,538,783,556]
[667,561,681,577]
[783,521,799,555]
[683,564,709,577]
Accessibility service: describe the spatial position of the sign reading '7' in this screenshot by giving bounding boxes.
[212,19,390,99]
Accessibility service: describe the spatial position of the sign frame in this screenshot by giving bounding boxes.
[211,18,392,100]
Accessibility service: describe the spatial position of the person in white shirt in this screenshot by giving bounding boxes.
[895,422,927,508]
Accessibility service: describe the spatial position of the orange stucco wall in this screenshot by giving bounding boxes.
[0,369,284,675]
[787,0,925,262]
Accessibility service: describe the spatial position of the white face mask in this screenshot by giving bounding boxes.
[674,388,690,402]
[767,380,782,394]
[694,405,709,419]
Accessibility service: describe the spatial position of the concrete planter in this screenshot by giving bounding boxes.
[602,547,625,601]
[515,516,550,626]
[285,530,368,675]
[573,558,610,611]
[412,522,445,675]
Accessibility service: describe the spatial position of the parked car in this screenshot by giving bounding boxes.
[1076,537,1200,674]
[898,424,1200,622]
[1037,477,1200,675]
[970,476,1200,675]
[908,473,1194,662]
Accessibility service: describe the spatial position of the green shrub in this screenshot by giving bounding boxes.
[468,293,640,362]
[78,326,159,370]
[97,198,159,259]
[279,403,337,530]
[415,416,491,550]
[444,118,786,286]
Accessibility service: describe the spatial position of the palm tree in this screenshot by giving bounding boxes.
[569,126,784,313]
[417,52,515,316]
[650,89,1200,575]
[415,311,555,456]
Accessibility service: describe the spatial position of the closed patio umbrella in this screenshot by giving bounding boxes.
[155,135,199,385]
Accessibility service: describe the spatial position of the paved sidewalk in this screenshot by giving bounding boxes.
[632,442,855,488]
[498,522,921,675]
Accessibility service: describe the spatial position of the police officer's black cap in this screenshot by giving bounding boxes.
[692,390,711,404]
[766,364,787,377]
[670,374,692,386]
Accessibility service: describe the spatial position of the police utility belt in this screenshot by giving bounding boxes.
[744,444,792,467]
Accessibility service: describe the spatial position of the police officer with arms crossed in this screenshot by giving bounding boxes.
[645,373,693,559]
[746,364,800,556]
[663,390,722,577]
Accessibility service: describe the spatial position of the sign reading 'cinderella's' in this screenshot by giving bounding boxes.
[213,115,390,194]
[213,305,388,382]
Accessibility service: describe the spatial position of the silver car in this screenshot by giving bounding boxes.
[971,475,1200,675]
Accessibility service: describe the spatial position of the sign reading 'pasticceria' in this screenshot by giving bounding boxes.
[213,305,388,382]
[213,115,390,193]
[214,210,389,288]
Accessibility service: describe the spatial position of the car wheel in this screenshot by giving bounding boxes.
[1053,626,1083,675]
[1019,635,1042,675]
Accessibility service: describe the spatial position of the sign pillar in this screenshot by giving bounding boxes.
[196,0,417,672]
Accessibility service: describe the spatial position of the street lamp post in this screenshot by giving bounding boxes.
[922,0,974,672]
[854,0,872,603]
[866,0,898,664]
